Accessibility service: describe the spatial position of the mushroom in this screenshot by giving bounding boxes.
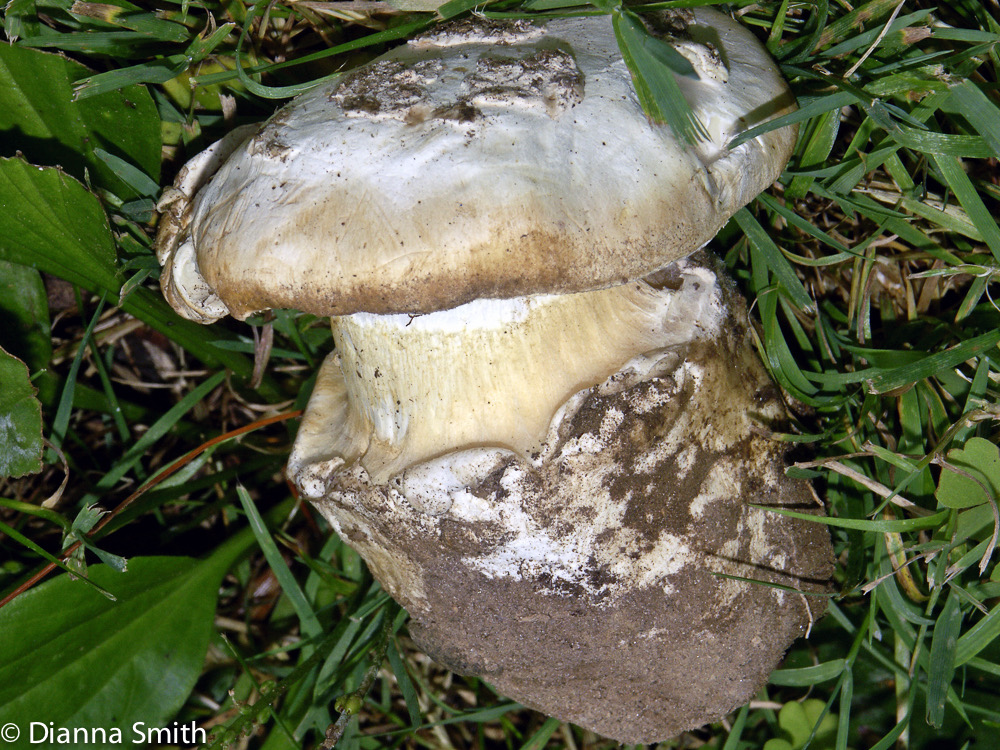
[156,8,833,743]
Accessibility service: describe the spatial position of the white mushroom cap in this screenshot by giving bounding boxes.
[156,8,796,323]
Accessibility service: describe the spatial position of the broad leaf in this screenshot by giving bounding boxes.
[0,346,43,478]
[0,555,240,749]
[0,42,159,199]
[0,259,51,373]
[0,157,120,296]
[776,699,836,750]
[0,158,275,391]
[936,437,1000,509]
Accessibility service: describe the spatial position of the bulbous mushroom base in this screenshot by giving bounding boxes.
[292,258,833,743]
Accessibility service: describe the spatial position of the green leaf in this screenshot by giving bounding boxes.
[0,43,160,199]
[956,599,1000,667]
[612,9,708,144]
[729,91,857,150]
[0,517,118,600]
[955,502,999,544]
[770,659,846,687]
[2,0,41,41]
[70,54,191,99]
[945,82,1000,161]
[0,159,275,395]
[0,157,120,296]
[16,30,165,55]
[236,485,323,641]
[93,148,160,197]
[930,153,1000,263]
[70,504,108,537]
[0,498,69,532]
[936,437,1000,509]
[520,717,562,749]
[736,208,815,311]
[793,0,901,57]
[723,703,751,750]
[0,259,51,373]
[225,14,430,100]
[786,108,840,200]
[863,328,1000,394]
[60,505,131,573]
[0,345,43,478]
[78,9,190,43]
[0,555,238,747]
[81,541,130,573]
[386,639,421,727]
[926,588,964,727]
[0,504,277,746]
[754,505,949,532]
[72,19,237,99]
[776,699,836,750]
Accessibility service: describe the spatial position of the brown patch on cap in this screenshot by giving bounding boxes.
[465,48,584,117]
[332,60,443,122]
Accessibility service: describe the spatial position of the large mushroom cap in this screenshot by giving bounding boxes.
[156,7,797,323]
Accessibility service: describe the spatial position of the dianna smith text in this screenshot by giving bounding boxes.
[28,721,206,745]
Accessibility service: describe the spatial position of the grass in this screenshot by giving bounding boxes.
[1,0,999,748]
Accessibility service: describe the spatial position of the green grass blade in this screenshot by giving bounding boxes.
[722,703,750,750]
[955,600,1000,667]
[836,668,853,750]
[612,9,709,144]
[385,639,422,727]
[235,485,323,640]
[770,659,846,686]
[926,587,965,727]
[520,717,562,749]
[864,328,1000,393]
[92,148,160,197]
[49,296,105,452]
[753,505,949,532]
[945,82,1000,160]
[729,91,856,149]
[735,208,815,311]
[930,154,1000,263]
[0,519,117,600]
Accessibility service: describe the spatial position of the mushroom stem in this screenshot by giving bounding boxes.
[290,260,725,493]
[286,254,832,745]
